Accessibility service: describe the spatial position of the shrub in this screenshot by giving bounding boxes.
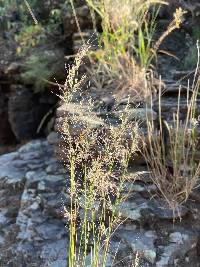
[22,49,64,92]
[15,24,46,54]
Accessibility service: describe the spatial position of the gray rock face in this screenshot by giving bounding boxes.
[156,229,198,267]
[115,229,157,264]
[154,95,200,122]
[115,195,150,222]
[110,185,200,266]
[0,139,68,267]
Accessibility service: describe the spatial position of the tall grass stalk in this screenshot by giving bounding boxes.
[23,0,38,25]
[58,45,139,266]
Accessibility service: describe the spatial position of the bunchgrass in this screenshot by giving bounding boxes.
[83,1,186,103]
[142,42,200,216]
[86,0,167,67]
[58,45,140,266]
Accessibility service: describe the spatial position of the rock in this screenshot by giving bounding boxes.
[169,232,189,244]
[63,5,93,37]
[0,138,70,266]
[73,31,98,53]
[0,211,7,226]
[0,150,26,188]
[0,151,19,163]
[149,199,189,220]
[78,195,101,221]
[56,102,105,136]
[56,102,90,118]
[35,221,66,240]
[124,165,152,183]
[45,161,65,175]
[13,159,29,169]
[93,95,116,113]
[123,183,145,193]
[40,238,69,262]
[42,192,70,218]
[154,95,200,122]
[85,252,114,267]
[18,140,44,153]
[123,182,157,195]
[0,234,5,246]
[113,108,157,122]
[115,195,150,221]
[0,126,200,267]
[45,117,55,136]
[48,259,68,267]
[156,229,198,267]
[55,114,105,137]
[27,162,45,170]
[171,70,193,81]
[115,229,157,264]
[47,131,60,145]
[44,174,65,183]
[25,170,45,181]
[37,179,65,193]
[38,181,46,191]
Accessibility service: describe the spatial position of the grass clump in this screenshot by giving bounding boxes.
[58,45,140,266]
[86,0,166,67]
[83,1,186,103]
[142,43,200,215]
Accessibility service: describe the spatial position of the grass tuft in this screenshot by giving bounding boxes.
[82,1,187,104]
[142,42,200,216]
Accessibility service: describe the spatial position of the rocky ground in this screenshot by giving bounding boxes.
[0,139,69,267]
[1,130,200,266]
